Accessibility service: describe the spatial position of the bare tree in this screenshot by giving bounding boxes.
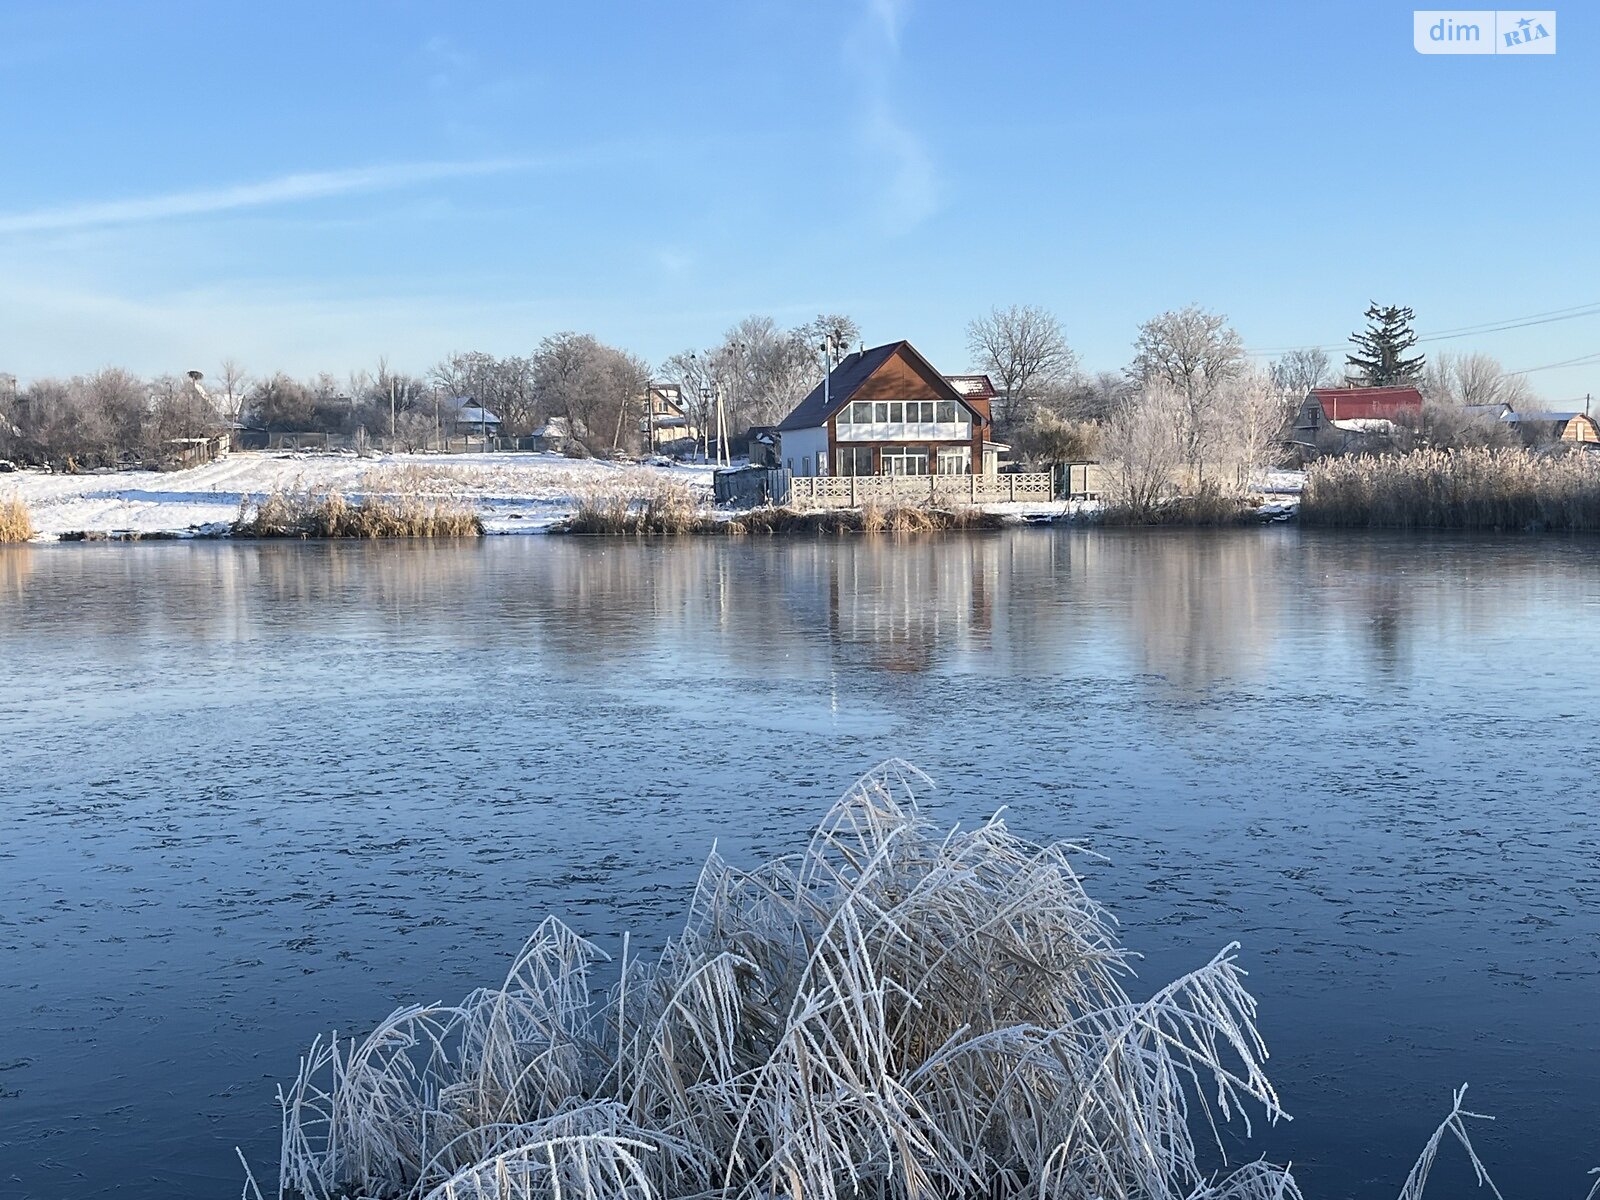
[1128,305,1245,484]
[965,304,1076,424]
[798,313,863,356]
[1268,348,1332,399]
[1418,352,1527,448]
[217,359,250,425]
[1054,370,1129,422]
[1422,352,1532,410]
[1011,408,1099,469]
[247,373,315,431]
[531,333,649,453]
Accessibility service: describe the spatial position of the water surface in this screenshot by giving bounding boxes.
[1,531,1596,1199]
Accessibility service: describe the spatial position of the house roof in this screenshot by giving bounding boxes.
[1310,386,1423,422]
[777,341,983,431]
[1508,410,1581,423]
[944,374,997,398]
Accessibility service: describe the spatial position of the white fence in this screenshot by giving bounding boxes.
[784,472,1055,511]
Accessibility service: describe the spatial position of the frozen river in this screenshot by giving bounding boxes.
[1,529,1597,1199]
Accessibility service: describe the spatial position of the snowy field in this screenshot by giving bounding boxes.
[3,451,717,539]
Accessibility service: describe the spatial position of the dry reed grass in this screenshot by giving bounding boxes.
[1101,481,1257,527]
[560,479,713,534]
[0,494,34,543]
[1302,448,1600,531]
[248,762,1516,1200]
[557,485,1004,537]
[233,488,483,539]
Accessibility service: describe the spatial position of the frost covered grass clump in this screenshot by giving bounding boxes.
[233,488,483,539]
[0,494,34,543]
[560,478,712,534]
[253,763,1509,1200]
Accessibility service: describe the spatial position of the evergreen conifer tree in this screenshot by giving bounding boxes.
[1346,302,1425,385]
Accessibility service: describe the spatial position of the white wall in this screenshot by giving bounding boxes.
[777,427,829,476]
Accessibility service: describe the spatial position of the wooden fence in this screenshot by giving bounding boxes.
[783,472,1055,511]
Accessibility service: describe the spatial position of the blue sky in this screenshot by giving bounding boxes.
[2,1,1596,401]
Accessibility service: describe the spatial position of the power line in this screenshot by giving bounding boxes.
[1506,350,1600,376]
[1247,299,1600,357]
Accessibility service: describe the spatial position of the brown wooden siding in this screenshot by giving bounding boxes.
[823,347,989,474]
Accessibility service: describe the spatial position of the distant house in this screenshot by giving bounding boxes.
[776,341,1006,478]
[1507,410,1582,440]
[449,398,502,438]
[531,416,570,453]
[639,383,697,452]
[1293,386,1423,453]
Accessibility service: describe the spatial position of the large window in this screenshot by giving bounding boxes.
[936,447,971,475]
[837,400,971,446]
[881,448,930,476]
[841,400,963,426]
[836,446,874,476]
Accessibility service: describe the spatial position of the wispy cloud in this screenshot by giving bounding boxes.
[0,158,536,236]
[847,0,939,231]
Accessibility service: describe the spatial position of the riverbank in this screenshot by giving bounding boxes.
[0,451,1102,541]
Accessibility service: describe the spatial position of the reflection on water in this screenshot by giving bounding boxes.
[1,530,1598,1200]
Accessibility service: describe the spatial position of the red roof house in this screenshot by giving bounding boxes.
[1294,386,1424,449]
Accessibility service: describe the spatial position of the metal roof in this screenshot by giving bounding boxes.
[1309,386,1423,422]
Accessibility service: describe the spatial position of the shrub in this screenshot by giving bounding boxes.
[1302,447,1600,531]
[0,494,34,543]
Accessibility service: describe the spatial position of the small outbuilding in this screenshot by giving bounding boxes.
[1561,413,1600,444]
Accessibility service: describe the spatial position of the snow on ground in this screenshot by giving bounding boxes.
[4,451,716,540]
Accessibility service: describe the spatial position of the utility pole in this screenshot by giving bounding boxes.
[707,385,720,464]
[644,381,655,456]
[389,376,396,446]
[716,382,729,466]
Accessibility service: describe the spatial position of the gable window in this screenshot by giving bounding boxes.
[937,401,956,422]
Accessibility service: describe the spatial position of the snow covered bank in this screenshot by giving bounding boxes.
[4,451,716,540]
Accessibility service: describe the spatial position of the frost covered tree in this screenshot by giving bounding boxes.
[1214,366,1290,483]
[1100,384,1187,520]
[1128,305,1245,484]
[1347,302,1425,386]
